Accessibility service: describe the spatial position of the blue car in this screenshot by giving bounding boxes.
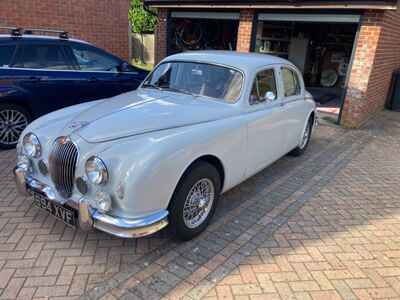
[0,28,148,149]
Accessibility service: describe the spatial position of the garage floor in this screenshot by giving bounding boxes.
[0,111,400,299]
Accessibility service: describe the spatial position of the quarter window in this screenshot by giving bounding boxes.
[250,69,277,105]
[70,44,120,71]
[0,45,16,67]
[282,68,301,97]
[12,44,72,70]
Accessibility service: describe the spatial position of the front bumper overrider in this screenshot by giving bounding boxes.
[13,164,169,238]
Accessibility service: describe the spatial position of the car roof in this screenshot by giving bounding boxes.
[162,51,294,74]
[0,34,91,45]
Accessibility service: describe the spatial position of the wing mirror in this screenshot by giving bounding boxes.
[118,61,132,73]
[264,91,276,102]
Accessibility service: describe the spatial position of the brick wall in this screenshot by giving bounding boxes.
[341,9,400,127]
[154,8,168,64]
[0,0,130,60]
[237,9,255,52]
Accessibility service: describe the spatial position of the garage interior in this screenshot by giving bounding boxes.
[168,12,239,55]
[166,12,360,124]
[254,14,359,123]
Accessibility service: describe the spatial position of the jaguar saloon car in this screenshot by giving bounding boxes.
[14,51,317,240]
[0,27,148,149]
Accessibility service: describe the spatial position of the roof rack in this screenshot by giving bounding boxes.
[0,26,69,39]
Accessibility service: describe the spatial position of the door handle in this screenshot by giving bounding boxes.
[88,77,98,82]
[28,76,41,82]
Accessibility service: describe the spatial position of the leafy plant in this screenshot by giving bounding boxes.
[129,0,157,34]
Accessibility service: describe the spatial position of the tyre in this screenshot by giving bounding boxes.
[169,161,221,241]
[0,104,30,150]
[290,116,313,157]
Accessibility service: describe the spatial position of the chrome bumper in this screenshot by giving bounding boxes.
[13,165,169,238]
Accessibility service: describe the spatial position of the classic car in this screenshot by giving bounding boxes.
[14,51,317,240]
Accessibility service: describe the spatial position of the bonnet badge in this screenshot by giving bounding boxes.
[69,121,89,130]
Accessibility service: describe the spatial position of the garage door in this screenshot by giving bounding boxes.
[171,11,240,20]
[258,13,360,23]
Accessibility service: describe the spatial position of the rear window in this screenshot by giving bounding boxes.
[0,45,16,67]
[12,44,72,70]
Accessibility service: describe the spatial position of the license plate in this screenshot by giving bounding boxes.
[33,192,77,227]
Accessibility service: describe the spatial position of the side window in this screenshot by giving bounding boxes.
[250,69,277,105]
[281,67,301,97]
[0,45,16,67]
[12,44,72,70]
[70,43,120,71]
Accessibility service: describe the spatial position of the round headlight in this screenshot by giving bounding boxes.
[85,156,108,185]
[22,133,41,158]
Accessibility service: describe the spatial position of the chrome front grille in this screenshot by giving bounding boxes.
[49,137,78,198]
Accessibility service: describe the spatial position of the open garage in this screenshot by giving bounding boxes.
[147,0,400,128]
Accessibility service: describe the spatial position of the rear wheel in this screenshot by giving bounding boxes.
[290,116,313,157]
[0,104,30,150]
[169,162,221,241]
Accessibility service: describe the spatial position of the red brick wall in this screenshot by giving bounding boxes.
[0,0,130,60]
[341,9,400,127]
[237,9,255,52]
[155,8,168,64]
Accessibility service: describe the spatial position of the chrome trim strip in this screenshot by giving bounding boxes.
[0,66,139,74]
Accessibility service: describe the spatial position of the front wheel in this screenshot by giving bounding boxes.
[169,162,221,241]
[290,116,313,157]
[0,104,30,150]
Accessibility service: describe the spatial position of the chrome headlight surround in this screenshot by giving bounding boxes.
[22,133,41,158]
[85,156,109,185]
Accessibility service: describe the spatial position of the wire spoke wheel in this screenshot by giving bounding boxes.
[183,178,215,229]
[0,109,28,146]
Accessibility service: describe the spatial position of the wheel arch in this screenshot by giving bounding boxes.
[309,111,315,125]
[0,100,34,121]
[168,154,226,209]
[308,111,315,132]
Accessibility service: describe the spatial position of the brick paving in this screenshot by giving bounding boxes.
[0,111,399,299]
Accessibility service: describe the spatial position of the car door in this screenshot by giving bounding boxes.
[66,42,145,100]
[279,66,306,152]
[246,67,286,176]
[10,41,79,117]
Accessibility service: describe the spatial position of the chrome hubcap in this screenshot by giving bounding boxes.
[300,123,311,149]
[0,109,28,145]
[183,178,215,229]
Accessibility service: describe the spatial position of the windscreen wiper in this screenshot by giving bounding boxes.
[141,83,162,90]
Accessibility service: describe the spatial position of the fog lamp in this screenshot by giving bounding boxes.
[76,177,88,195]
[94,191,112,213]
